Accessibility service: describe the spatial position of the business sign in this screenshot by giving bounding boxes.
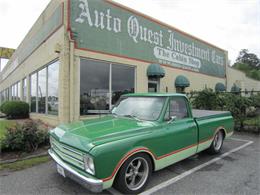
[0,47,15,59]
[70,0,226,77]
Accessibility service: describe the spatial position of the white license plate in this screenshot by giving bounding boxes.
[57,164,66,177]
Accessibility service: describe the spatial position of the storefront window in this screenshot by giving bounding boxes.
[15,83,18,100]
[80,59,110,115]
[11,86,13,100]
[23,78,27,101]
[0,91,3,105]
[2,91,4,103]
[38,68,46,113]
[48,61,59,115]
[14,84,17,100]
[11,85,14,100]
[17,82,21,100]
[29,61,59,115]
[30,73,37,112]
[5,88,9,101]
[112,64,135,105]
[80,58,135,115]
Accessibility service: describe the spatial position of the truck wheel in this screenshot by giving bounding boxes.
[114,153,152,194]
[208,130,224,154]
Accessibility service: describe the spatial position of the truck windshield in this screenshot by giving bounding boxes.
[112,96,166,121]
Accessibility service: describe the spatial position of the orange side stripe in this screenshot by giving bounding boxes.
[101,137,214,182]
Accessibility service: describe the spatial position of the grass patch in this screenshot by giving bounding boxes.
[0,156,50,171]
[0,120,16,141]
[244,116,260,126]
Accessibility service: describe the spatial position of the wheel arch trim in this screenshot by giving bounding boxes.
[215,126,227,138]
[102,147,156,182]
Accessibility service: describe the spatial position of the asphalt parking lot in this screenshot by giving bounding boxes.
[0,132,259,195]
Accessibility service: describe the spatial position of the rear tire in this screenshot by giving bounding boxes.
[113,153,152,194]
[207,131,224,154]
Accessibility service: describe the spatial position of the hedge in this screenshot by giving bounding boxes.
[190,89,260,130]
[0,101,29,119]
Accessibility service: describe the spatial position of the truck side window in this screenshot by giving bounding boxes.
[165,98,189,120]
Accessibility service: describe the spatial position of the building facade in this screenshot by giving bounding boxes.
[0,0,259,126]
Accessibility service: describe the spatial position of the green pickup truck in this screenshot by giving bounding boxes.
[48,93,234,193]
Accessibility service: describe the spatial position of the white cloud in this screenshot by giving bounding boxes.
[0,0,50,49]
[114,0,260,64]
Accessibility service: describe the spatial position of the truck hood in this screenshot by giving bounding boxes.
[50,116,156,152]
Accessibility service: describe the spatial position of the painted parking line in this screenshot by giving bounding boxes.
[140,139,254,195]
[107,188,123,195]
[229,137,253,142]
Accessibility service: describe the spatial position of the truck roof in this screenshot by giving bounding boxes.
[123,93,187,97]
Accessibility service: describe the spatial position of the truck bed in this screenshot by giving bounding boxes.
[193,109,230,119]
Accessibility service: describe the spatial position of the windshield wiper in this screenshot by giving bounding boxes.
[122,114,143,121]
[111,112,118,117]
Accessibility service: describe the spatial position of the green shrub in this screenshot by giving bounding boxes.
[1,120,49,152]
[191,88,223,110]
[0,101,29,119]
[190,89,254,129]
[249,93,260,108]
[222,94,252,128]
[0,101,7,112]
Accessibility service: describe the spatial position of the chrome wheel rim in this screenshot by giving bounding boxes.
[125,157,149,191]
[213,131,223,151]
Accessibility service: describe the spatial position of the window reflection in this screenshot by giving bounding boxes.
[0,92,3,105]
[30,73,37,112]
[29,61,59,115]
[5,90,7,101]
[11,85,14,100]
[80,58,135,115]
[80,59,109,115]
[48,61,59,115]
[17,82,21,100]
[112,64,135,105]
[23,78,27,101]
[11,84,18,100]
[38,68,46,113]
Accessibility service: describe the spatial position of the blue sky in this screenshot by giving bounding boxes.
[0,0,259,67]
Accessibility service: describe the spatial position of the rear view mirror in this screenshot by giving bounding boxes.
[167,116,177,124]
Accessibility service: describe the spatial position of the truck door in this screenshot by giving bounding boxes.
[153,97,198,167]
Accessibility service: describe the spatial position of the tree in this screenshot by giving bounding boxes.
[236,49,260,70]
[233,49,260,80]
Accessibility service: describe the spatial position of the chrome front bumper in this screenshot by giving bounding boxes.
[48,149,103,193]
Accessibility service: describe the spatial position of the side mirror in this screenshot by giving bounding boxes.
[167,116,177,124]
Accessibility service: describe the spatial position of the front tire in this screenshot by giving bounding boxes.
[208,130,224,154]
[114,153,152,194]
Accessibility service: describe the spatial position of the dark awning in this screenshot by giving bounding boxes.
[215,83,226,92]
[231,84,241,92]
[147,64,165,78]
[175,75,190,88]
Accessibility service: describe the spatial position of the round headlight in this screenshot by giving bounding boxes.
[84,155,95,175]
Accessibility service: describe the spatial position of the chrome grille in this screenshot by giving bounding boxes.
[50,136,84,170]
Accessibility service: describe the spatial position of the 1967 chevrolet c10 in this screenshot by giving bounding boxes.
[48,93,234,194]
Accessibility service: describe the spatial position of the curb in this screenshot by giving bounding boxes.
[0,151,49,164]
